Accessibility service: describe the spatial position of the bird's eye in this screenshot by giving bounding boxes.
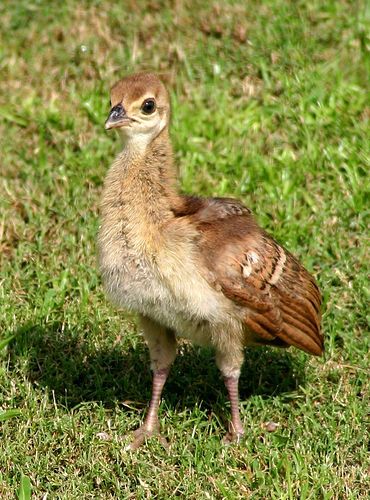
[141,99,156,115]
[109,99,112,107]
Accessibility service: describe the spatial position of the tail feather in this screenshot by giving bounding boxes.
[280,303,318,333]
[278,323,323,356]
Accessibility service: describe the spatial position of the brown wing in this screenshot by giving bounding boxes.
[181,196,323,356]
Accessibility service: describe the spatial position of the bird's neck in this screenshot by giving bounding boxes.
[100,128,180,247]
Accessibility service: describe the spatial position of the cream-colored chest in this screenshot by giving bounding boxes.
[98,220,228,343]
[98,218,165,311]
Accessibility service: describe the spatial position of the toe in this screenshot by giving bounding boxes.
[124,425,168,451]
[222,430,244,445]
[124,432,146,451]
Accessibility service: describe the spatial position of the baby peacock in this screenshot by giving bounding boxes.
[98,73,323,450]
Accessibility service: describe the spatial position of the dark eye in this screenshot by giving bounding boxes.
[109,99,112,107]
[141,99,156,114]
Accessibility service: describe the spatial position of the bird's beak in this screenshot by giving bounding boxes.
[105,103,130,130]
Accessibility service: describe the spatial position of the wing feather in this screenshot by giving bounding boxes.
[184,196,323,356]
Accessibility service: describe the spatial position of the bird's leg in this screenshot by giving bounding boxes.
[215,347,245,444]
[223,374,244,444]
[141,367,169,434]
[126,367,170,451]
[125,316,177,451]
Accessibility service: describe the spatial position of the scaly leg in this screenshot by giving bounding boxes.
[223,375,244,443]
[125,316,177,451]
[215,345,245,444]
[126,367,170,450]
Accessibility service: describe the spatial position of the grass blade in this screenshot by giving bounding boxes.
[18,474,31,500]
[0,108,28,127]
[0,409,22,422]
[0,335,15,350]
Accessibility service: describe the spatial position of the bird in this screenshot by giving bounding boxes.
[98,72,323,450]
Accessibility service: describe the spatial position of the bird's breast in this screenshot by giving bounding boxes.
[98,225,231,343]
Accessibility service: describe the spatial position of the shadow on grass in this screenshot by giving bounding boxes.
[9,322,306,412]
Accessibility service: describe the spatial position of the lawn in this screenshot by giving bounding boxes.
[0,0,369,498]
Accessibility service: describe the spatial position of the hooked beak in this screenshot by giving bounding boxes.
[105,103,130,130]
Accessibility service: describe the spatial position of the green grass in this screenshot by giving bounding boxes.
[0,0,369,497]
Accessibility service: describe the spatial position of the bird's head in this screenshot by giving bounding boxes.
[105,73,170,148]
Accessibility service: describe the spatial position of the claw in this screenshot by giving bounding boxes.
[124,425,169,451]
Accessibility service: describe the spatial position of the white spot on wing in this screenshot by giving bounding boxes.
[269,248,287,285]
[242,263,252,278]
[247,251,259,264]
[241,251,259,279]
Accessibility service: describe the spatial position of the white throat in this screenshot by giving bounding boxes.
[119,114,168,156]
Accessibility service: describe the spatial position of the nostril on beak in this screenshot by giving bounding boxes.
[110,104,125,119]
[105,103,126,129]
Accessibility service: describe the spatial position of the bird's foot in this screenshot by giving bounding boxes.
[222,430,245,445]
[124,424,169,451]
[222,421,245,445]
